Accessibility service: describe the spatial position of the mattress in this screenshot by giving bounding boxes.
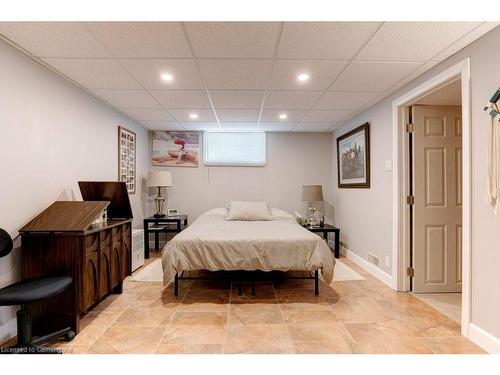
[161,208,336,286]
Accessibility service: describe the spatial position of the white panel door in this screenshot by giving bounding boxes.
[413,105,462,293]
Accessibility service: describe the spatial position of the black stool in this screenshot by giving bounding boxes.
[0,228,75,354]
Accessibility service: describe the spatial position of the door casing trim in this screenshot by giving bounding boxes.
[392,58,471,338]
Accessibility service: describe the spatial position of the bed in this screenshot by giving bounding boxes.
[161,207,336,295]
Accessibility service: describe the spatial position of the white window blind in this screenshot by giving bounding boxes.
[203,131,266,166]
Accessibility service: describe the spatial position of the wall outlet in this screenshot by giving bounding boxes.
[385,160,393,171]
[367,252,380,267]
[385,256,391,268]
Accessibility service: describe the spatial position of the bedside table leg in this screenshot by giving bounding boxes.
[174,274,178,296]
[314,270,319,295]
[334,231,340,258]
[144,226,150,260]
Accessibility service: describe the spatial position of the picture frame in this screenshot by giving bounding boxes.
[336,122,370,188]
[152,131,200,167]
[118,126,136,194]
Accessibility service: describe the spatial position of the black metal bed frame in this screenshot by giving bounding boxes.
[173,269,319,296]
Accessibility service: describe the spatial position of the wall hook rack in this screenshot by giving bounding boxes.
[484,88,500,121]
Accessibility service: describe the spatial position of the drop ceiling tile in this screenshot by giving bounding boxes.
[120,59,203,90]
[185,22,280,58]
[169,109,215,122]
[269,60,347,91]
[331,61,421,92]
[302,110,352,122]
[149,90,211,109]
[388,61,439,93]
[0,22,111,58]
[356,22,480,62]
[431,22,499,62]
[293,122,335,132]
[314,91,380,110]
[198,59,272,89]
[220,122,258,130]
[120,108,176,121]
[91,89,160,108]
[181,122,220,131]
[259,122,296,132]
[42,58,141,89]
[140,121,183,131]
[261,109,305,122]
[84,22,191,58]
[264,91,323,109]
[216,109,260,122]
[209,90,264,109]
[277,22,381,59]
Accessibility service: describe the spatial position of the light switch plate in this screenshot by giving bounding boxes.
[385,160,393,171]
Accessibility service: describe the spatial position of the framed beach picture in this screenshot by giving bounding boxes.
[152,131,200,167]
[118,126,136,194]
[336,122,370,188]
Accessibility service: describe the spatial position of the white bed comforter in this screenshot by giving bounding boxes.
[161,208,336,286]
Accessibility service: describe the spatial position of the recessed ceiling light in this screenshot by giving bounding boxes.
[279,113,288,120]
[297,73,310,82]
[161,73,174,82]
[189,113,199,119]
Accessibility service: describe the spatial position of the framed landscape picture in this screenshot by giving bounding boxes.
[118,126,136,194]
[337,122,370,188]
[152,131,200,167]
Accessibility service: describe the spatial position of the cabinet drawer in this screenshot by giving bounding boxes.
[85,233,99,254]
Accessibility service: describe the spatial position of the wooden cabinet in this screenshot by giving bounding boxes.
[19,201,132,335]
[99,229,112,298]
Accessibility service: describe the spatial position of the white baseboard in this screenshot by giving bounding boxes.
[341,247,395,290]
[468,323,500,354]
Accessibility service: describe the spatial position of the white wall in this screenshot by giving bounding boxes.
[153,132,333,223]
[331,26,500,341]
[0,39,149,343]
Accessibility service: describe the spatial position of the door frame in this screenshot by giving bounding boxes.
[392,58,471,337]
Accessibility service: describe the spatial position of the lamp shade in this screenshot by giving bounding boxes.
[302,185,323,202]
[147,170,173,187]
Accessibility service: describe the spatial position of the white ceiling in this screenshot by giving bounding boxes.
[0,22,497,132]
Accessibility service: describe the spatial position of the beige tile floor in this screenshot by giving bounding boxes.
[413,293,462,324]
[46,257,484,354]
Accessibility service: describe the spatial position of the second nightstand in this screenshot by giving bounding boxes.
[143,215,188,259]
[304,224,340,258]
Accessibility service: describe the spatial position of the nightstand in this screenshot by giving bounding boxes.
[305,224,340,258]
[143,215,188,259]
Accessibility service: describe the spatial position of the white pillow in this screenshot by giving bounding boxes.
[226,201,273,221]
[270,208,295,221]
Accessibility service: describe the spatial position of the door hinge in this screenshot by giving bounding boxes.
[406,123,414,133]
[407,267,415,277]
[406,195,415,205]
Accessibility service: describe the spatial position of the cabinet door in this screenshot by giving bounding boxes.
[83,252,99,312]
[99,229,112,297]
[111,226,123,288]
[122,223,132,278]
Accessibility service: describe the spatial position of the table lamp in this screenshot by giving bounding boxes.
[147,170,173,218]
[302,185,324,227]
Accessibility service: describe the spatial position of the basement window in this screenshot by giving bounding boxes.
[203,131,266,167]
